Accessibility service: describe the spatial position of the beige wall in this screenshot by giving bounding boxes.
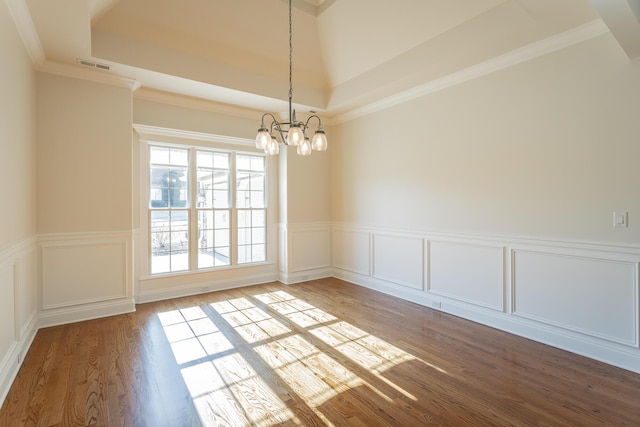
[0,2,36,251]
[133,97,258,139]
[331,33,640,244]
[36,74,133,234]
[284,145,331,223]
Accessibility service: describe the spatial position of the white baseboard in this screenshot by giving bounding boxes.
[137,273,277,304]
[0,312,38,408]
[39,298,136,328]
[279,267,332,285]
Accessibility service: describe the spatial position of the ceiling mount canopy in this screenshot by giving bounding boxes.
[255,0,328,156]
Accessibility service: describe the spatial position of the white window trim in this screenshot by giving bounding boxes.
[134,124,277,280]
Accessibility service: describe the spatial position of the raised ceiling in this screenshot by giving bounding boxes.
[11,0,640,120]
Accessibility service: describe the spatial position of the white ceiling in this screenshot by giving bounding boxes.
[8,0,640,121]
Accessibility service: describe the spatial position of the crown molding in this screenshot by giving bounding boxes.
[4,0,45,67]
[333,19,610,124]
[38,60,141,91]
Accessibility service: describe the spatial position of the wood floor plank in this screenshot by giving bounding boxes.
[2,278,640,426]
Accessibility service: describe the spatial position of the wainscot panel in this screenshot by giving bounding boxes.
[332,228,370,276]
[279,223,332,284]
[429,239,505,311]
[38,232,135,327]
[513,248,638,347]
[373,233,424,290]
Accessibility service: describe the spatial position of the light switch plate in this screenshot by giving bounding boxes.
[613,211,628,228]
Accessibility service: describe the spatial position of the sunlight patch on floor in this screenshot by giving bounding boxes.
[156,289,448,426]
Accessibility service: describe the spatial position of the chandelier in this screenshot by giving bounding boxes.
[255,0,327,156]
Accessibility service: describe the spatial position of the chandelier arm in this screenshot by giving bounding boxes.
[303,114,323,129]
[260,112,279,128]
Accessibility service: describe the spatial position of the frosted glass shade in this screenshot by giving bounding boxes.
[297,138,312,155]
[287,125,304,146]
[311,130,327,151]
[266,136,280,155]
[255,128,270,150]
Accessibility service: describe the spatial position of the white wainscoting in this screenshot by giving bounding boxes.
[372,233,424,290]
[279,223,332,284]
[331,224,640,374]
[332,227,370,276]
[0,237,38,407]
[38,232,135,327]
[429,239,505,311]
[512,247,638,347]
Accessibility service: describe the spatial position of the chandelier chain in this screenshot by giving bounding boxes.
[288,0,293,111]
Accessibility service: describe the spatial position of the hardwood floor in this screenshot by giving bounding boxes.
[1,278,639,426]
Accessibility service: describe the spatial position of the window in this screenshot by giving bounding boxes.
[148,145,266,275]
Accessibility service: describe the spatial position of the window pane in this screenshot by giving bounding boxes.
[197,207,230,270]
[252,227,265,244]
[197,150,229,210]
[150,147,169,164]
[237,173,250,191]
[251,173,264,191]
[198,250,214,269]
[171,249,189,271]
[252,210,265,227]
[238,245,249,264]
[252,244,266,263]
[150,209,189,274]
[151,255,170,274]
[250,191,264,208]
[170,148,189,166]
[236,155,251,171]
[197,151,213,168]
[215,210,229,228]
[215,229,230,247]
[197,169,213,187]
[213,190,229,208]
[213,153,229,169]
[168,168,188,208]
[213,171,228,189]
[238,210,248,228]
[237,191,249,208]
[250,157,264,172]
[215,247,230,266]
[238,228,250,245]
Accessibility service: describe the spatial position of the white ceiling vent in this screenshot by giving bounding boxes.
[76,58,111,71]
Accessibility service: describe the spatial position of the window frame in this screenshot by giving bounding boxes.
[137,130,274,280]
